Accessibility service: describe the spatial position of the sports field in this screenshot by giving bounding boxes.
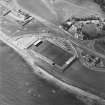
[0,41,85,105]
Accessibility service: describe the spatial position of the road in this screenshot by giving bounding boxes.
[0,30,105,104]
[12,0,105,60]
[0,1,105,104]
[1,0,105,59]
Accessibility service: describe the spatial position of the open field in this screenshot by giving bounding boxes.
[0,41,85,105]
[0,16,50,37]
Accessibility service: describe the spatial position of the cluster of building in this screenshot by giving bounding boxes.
[83,54,104,68]
[1,4,34,26]
[60,16,105,41]
[60,15,105,71]
[79,49,105,71]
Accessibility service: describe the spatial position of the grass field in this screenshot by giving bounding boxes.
[0,41,85,105]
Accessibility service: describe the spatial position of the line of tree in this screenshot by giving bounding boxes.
[94,0,105,11]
